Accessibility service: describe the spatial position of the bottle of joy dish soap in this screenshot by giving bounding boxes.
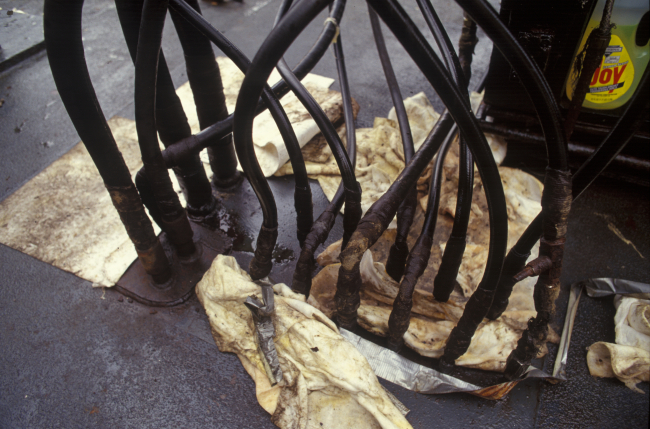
[565,0,649,110]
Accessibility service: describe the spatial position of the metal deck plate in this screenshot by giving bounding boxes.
[114,222,232,307]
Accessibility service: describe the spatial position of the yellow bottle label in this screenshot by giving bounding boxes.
[567,34,635,104]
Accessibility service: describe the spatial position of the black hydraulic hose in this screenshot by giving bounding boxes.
[269,0,346,99]
[291,9,359,298]
[487,64,650,321]
[114,0,214,220]
[387,125,456,350]
[335,110,457,329]
[456,0,572,377]
[456,0,567,172]
[415,0,477,303]
[169,0,240,188]
[136,0,197,258]
[232,0,336,280]
[368,6,418,283]
[162,0,344,168]
[43,0,171,283]
[274,0,360,251]
[433,122,475,302]
[387,1,482,346]
[169,0,314,247]
[416,0,467,90]
[274,0,361,250]
[342,0,507,361]
[278,67,360,249]
[272,0,294,26]
[332,28,358,183]
[276,0,362,248]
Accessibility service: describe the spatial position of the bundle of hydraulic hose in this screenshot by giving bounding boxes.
[44,0,648,389]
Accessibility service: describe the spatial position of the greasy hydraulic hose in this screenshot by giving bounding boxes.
[416,0,467,89]
[43,0,171,283]
[564,0,615,142]
[275,6,361,252]
[232,0,336,280]
[434,13,481,302]
[368,6,418,283]
[162,0,345,169]
[337,0,508,353]
[488,64,650,323]
[169,0,240,188]
[114,0,215,219]
[136,0,197,258]
[458,11,478,84]
[275,0,359,251]
[436,0,573,373]
[415,0,477,303]
[334,110,457,329]
[291,15,358,298]
[169,0,314,248]
[456,0,572,377]
[387,0,480,347]
[387,127,456,350]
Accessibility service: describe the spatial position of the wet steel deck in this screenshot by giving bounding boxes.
[1,1,648,427]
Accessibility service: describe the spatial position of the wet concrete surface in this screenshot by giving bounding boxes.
[1,0,649,428]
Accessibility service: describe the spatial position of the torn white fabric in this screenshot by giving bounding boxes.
[196,255,413,429]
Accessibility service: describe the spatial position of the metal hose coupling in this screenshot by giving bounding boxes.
[244,279,283,385]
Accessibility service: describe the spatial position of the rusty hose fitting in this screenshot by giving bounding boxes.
[334,112,455,330]
[159,214,198,259]
[136,240,173,285]
[342,184,363,251]
[458,11,478,83]
[513,255,552,283]
[504,168,572,380]
[385,188,418,282]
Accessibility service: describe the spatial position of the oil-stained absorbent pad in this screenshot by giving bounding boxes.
[196,255,413,429]
[586,296,650,393]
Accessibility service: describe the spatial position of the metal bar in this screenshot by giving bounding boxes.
[478,122,650,173]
